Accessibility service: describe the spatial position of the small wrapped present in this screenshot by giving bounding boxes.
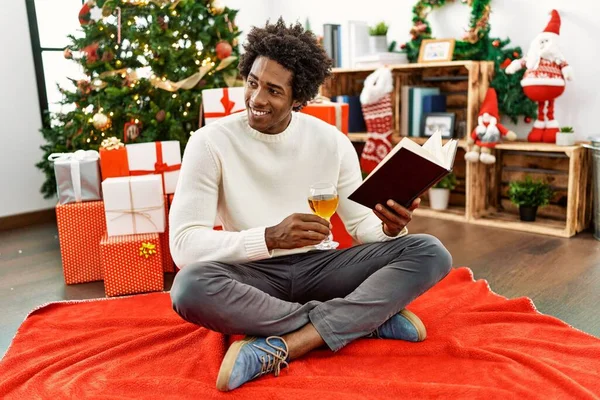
[56,201,106,284]
[300,96,349,134]
[127,141,181,194]
[99,137,130,181]
[48,150,102,205]
[100,232,164,297]
[160,194,174,273]
[102,175,166,236]
[202,87,245,125]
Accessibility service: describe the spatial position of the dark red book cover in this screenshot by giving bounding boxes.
[349,147,453,210]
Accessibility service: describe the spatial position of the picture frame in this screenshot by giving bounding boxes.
[421,112,456,138]
[418,39,456,63]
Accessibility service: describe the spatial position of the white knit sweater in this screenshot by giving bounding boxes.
[169,111,406,268]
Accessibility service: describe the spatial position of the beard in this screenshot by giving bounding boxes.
[526,35,565,70]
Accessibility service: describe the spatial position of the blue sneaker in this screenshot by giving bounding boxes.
[216,336,289,392]
[369,309,427,342]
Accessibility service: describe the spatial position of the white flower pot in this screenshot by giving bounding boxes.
[429,188,450,210]
[369,35,388,54]
[556,132,576,146]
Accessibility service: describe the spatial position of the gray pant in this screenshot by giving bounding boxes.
[171,234,452,351]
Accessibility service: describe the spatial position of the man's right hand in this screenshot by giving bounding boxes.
[265,213,331,251]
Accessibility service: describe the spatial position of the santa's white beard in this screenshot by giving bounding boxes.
[526,37,565,70]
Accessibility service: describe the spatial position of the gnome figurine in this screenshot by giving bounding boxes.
[465,88,517,164]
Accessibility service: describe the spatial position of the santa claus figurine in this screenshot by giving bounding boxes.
[506,9,573,143]
[465,88,517,164]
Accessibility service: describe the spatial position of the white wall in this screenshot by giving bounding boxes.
[0,1,56,218]
[266,0,598,140]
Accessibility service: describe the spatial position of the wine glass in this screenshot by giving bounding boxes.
[308,182,340,250]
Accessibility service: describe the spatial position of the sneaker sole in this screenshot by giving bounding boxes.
[400,309,427,341]
[216,337,256,392]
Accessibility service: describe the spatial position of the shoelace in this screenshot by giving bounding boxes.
[251,336,289,378]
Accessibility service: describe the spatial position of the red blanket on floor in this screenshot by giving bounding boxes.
[1,267,599,399]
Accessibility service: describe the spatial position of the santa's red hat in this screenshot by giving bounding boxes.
[543,9,561,35]
[479,88,499,120]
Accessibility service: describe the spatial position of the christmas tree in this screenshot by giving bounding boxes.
[37,0,241,198]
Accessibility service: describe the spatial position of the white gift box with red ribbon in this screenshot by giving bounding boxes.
[202,87,246,125]
[102,175,166,237]
[126,141,181,194]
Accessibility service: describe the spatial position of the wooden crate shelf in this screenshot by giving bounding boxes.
[326,62,593,238]
[468,142,592,238]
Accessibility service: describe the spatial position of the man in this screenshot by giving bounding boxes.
[169,18,452,392]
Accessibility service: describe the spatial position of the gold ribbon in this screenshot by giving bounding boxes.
[101,136,124,150]
[105,178,164,233]
[139,242,157,258]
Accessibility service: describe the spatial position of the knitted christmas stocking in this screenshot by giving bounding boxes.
[360,93,393,174]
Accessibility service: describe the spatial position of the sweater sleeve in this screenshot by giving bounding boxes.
[169,129,272,268]
[334,134,407,244]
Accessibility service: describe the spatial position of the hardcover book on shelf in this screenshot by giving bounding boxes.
[348,131,458,210]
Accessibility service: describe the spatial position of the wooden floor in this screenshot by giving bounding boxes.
[1,217,599,357]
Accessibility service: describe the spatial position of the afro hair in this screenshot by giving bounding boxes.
[238,18,332,111]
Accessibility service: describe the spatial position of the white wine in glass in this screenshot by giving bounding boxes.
[308,182,339,250]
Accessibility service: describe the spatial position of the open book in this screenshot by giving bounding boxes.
[349,131,459,210]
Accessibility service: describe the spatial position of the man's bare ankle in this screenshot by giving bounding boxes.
[282,322,325,360]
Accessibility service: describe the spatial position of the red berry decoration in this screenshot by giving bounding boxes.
[524,116,532,123]
[513,51,520,58]
[492,40,500,47]
[215,41,232,60]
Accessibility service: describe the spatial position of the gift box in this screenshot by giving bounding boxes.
[127,141,181,194]
[160,194,174,273]
[202,87,245,125]
[99,137,130,181]
[102,175,166,236]
[301,99,349,134]
[56,201,106,284]
[100,232,164,297]
[49,150,102,205]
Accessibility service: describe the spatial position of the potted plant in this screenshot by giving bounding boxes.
[429,173,457,210]
[368,22,389,54]
[556,126,576,146]
[508,176,553,221]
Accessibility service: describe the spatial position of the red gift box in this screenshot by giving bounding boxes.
[99,147,130,181]
[301,101,349,134]
[160,194,175,273]
[56,201,106,284]
[100,233,164,297]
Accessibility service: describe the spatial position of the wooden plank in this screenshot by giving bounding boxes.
[502,153,570,172]
[471,212,570,237]
[466,62,480,139]
[446,93,468,108]
[495,142,578,153]
[579,149,593,232]
[331,60,476,75]
[566,148,582,236]
[501,169,569,188]
[499,199,566,221]
[438,81,469,92]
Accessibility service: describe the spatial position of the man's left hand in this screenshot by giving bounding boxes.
[374,198,421,237]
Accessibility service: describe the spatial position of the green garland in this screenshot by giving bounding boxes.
[405,0,536,123]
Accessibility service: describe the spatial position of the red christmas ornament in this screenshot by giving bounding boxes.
[215,41,232,60]
[124,119,142,142]
[500,58,512,69]
[524,116,532,123]
[78,1,93,26]
[82,42,100,64]
[513,51,520,58]
[492,40,500,47]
